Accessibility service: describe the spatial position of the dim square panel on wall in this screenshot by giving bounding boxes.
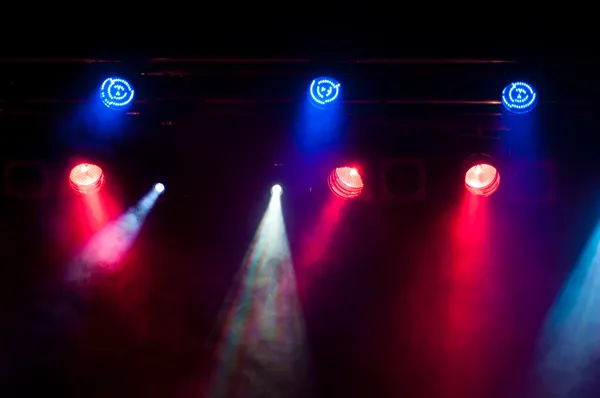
[378,158,426,201]
[3,160,54,198]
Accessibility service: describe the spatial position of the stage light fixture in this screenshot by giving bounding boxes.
[271,184,283,196]
[463,154,500,197]
[328,166,364,200]
[100,77,135,110]
[69,163,105,194]
[502,81,537,114]
[308,77,341,108]
[154,183,165,193]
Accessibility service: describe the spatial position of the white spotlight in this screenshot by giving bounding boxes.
[154,183,165,193]
[271,184,282,196]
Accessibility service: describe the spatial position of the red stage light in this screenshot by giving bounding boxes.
[465,163,500,196]
[69,163,105,194]
[328,166,364,199]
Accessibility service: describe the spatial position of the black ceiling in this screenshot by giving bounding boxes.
[2,29,599,58]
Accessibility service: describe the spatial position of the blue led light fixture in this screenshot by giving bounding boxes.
[308,77,341,108]
[100,77,135,110]
[502,81,537,114]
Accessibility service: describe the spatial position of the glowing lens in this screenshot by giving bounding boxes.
[328,167,364,199]
[465,163,500,196]
[271,184,282,196]
[100,77,135,110]
[308,77,341,108]
[501,81,537,114]
[69,163,105,194]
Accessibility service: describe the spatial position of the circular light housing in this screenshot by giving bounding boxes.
[100,77,135,110]
[154,183,165,193]
[465,163,500,196]
[69,163,105,194]
[328,166,364,199]
[308,77,341,108]
[502,81,537,114]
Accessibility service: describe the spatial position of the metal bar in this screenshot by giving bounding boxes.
[351,58,517,64]
[148,58,314,63]
[15,98,501,105]
[149,58,516,64]
[19,99,90,103]
[0,57,515,64]
[203,98,293,104]
[384,99,502,105]
[7,98,579,105]
[0,58,121,63]
[0,58,313,64]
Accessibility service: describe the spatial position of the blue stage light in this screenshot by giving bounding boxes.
[100,77,135,110]
[308,77,341,108]
[502,81,537,114]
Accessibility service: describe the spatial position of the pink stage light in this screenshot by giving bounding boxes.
[69,163,105,194]
[328,166,364,200]
[465,163,500,197]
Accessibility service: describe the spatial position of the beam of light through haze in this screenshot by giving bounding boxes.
[536,220,600,397]
[443,192,500,397]
[210,193,308,398]
[65,187,162,284]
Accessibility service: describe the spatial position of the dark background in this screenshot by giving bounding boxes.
[2,31,600,397]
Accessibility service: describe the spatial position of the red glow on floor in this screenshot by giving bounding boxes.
[444,192,496,396]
